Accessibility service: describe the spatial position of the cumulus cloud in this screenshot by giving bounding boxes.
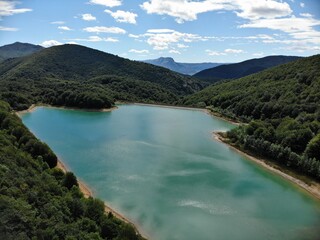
[300,2,305,8]
[135,29,206,50]
[89,0,121,7]
[41,40,63,48]
[0,26,18,31]
[83,26,126,34]
[0,1,32,18]
[235,0,292,20]
[68,36,119,42]
[140,0,293,23]
[105,10,137,24]
[82,13,96,21]
[129,49,149,54]
[58,26,72,31]
[169,49,181,54]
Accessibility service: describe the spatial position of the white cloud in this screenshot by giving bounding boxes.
[138,29,206,50]
[235,0,292,20]
[239,16,320,45]
[82,13,96,21]
[300,13,313,18]
[58,26,72,31]
[169,49,181,54]
[206,50,226,56]
[51,21,65,25]
[129,49,149,54]
[224,48,244,53]
[66,41,78,45]
[300,2,305,8]
[206,48,244,56]
[0,1,32,18]
[128,34,140,38]
[83,26,126,34]
[41,40,63,48]
[140,0,293,23]
[68,36,118,42]
[0,26,18,31]
[105,10,137,24]
[89,0,121,7]
[177,43,189,48]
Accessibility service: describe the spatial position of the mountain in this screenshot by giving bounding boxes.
[0,44,206,110]
[194,55,302,82]
[181,55,320,180]
[0,42,43,62]
[143,57,222,75]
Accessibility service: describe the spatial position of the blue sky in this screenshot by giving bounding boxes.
[0,0,319,62]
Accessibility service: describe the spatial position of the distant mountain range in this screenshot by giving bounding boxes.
[194,55,302,82]
[0,42,43,62]
[143,57,223,75]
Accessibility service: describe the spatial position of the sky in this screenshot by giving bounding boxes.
[0,0,319,63]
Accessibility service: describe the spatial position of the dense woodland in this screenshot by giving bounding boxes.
[0,43,319,238]
[0,44,205,110]
[0,101,144,239]
[183,55,320,179]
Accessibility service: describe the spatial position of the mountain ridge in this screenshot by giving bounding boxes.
[194,55,302,82]
[143,57,223,75]
[0,42,43,61]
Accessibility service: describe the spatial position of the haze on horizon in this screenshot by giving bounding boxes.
[0,0,319,63]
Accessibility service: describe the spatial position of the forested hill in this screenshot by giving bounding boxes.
[0,42,43,62]
[0,44,205,110]
[182,55,320,180]
[194,55,301,83]
[0,100,144,239]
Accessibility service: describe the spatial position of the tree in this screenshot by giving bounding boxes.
[305,134,320,160]
[63,172,78,190]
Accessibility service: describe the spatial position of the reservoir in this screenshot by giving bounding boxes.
[21,105,320,240]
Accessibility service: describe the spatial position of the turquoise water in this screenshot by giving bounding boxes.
[21,105,320,240]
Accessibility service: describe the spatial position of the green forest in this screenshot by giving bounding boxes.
[182,55,320,180]
[0,43,320,238]
[0,100,144,239]
[0,44,205,110]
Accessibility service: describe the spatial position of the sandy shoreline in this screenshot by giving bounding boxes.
[213,132,320,201]
[56,159,147,238]
[15,104,118,116]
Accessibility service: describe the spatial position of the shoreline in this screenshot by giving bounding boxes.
[213,132,320,201]
[15,104,118,116]
[56,159,148,239]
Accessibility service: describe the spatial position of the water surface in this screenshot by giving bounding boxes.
[21,105,320,240]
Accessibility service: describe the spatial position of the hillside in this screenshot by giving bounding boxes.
[0,101,144,239]
[0,44,205,110]
[143,57,222,75]
[0,42,43,62]
[182,55,320,180]
[194,55,301,82]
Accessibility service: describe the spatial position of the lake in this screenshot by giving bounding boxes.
[21,105,320,240]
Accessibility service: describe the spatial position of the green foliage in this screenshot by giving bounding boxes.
[305,134,320,160]
[184,55,320,180]
[63,172,79,190]
[0,44,206,110]
[0,101,144,239]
